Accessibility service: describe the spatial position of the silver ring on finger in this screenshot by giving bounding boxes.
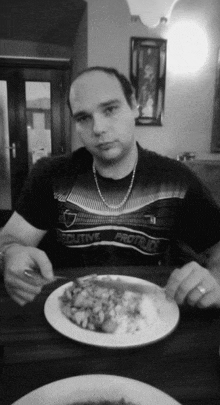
[196,285,206,295]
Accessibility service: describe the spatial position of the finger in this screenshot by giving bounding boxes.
[6,276,42,300]
[186,285,209,306]
[173,270,206,305]
[23,269,49,287]
[196,293,214,308]
[30,249,54,281]
[166,262,204,301]
[196,289,220,308]
[13,291,37,305]
[5,277,43,294]
[14,289,38,303]
[165,267,190,300]
[185,280,219,307]
[5,285,39,306]
[11,295,27,306]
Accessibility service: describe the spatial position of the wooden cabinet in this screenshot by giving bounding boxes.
[0,57,71,220]
[186,159,220,207]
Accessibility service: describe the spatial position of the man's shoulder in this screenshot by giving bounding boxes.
[138,144,180,168]
[138,144,198,181]
[32,147,92,177]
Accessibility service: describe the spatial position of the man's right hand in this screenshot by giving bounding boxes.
[3,244,54,306]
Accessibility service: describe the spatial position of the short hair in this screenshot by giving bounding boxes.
[69,66,135,108]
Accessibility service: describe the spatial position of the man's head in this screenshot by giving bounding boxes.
[71,66,135,108]
[69,66,139,165]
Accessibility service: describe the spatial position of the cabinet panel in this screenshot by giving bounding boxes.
[186,160,220,207]
[0,58,71,215]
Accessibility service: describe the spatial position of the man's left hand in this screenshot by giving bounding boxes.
[165,261,220,308]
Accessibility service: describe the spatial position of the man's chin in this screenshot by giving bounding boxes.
[97,147,120,162]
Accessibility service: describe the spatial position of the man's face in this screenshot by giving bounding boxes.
[69,71,138,163]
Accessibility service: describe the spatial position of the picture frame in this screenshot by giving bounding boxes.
[130,37,167,126]
[211,48,220,152]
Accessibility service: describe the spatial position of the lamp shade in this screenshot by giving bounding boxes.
[125,0,179,27]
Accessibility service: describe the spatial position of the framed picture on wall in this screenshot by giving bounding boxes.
[130,37,167,126]
[211,47,220,152]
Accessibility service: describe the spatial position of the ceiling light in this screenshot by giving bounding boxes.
[125,0,179,28]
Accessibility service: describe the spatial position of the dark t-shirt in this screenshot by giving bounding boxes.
[15,144,220,268]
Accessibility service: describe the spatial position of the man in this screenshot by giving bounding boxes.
[1,66,220,308]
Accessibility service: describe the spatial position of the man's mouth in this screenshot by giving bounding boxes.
[98,142,115,150]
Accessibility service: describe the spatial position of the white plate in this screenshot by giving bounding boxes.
[12,374,182,405]
[44,275,179,348]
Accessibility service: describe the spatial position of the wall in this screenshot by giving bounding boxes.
[86,0,220,158]
[71,9,88,150]
[71,8,88,78]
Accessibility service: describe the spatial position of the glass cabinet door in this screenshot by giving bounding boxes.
[0,60,70,214]
[0,80,12,210]
[25,81,52,169]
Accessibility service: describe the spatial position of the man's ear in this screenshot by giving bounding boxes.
[130,94,140,119]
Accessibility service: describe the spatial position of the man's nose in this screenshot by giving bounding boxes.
[93,114,107,135]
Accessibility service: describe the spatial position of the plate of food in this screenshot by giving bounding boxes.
[44,274,179,348]
[12,374,182,405]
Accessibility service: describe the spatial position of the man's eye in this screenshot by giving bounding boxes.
[105,105,118,116]
[76,115,90,123]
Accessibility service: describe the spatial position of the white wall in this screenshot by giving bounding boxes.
[86,0,220,158]
[71,8,88,78]
[71,9,88,150]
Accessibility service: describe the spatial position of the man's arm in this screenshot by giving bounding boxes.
[0,211,47,251]
[0,212,54,305]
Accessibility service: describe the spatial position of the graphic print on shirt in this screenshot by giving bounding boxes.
[54,170,186,258]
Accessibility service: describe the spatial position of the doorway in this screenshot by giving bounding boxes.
[0,57,71,224]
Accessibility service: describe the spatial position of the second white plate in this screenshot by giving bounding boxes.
[12,374,182,405]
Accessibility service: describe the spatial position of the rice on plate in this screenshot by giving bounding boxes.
[60,275,158,334]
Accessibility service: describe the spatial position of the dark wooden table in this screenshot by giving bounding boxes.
[1,266,220,405]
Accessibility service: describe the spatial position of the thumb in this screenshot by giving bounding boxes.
[30,247,54,281]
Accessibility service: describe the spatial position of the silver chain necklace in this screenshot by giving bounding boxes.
[92,160,137,209]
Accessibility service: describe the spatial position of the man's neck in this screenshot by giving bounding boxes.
[93,144,138,179]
